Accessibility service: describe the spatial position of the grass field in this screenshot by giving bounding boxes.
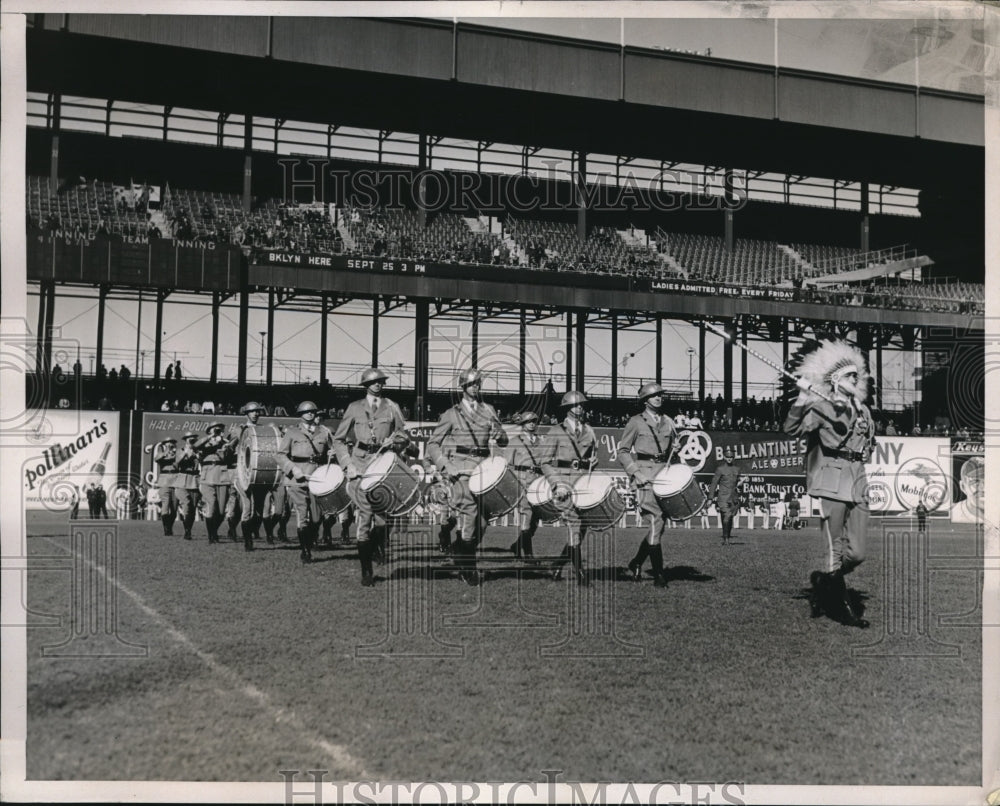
[22,512,981,785]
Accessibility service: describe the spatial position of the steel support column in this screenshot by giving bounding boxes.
[655,315,663,386]
[154,291,164,382]
[741,323,748,403]
[242,115,253,213]
[611,313,618,400]
[698,322,706,402]
[414,300,429,421]
[95,285,107,377]
[471,302,479,366]
[210,292,220,384]
[565,313,573,391]
[576,151,587,241]
[371,298,380,366]
[266,290,275,386]
[519,308,527,396]
[575,311,586,392]
[723,320,734,405]
[237,267,249,387]
[320,293,328,385]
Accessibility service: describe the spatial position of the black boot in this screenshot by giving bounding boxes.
[509,532,524,558]
[264,516,275,544]
[832,569,869,628]
[322,520,334,546]
[298,526,312,564]
[371,525,387,566]
[162,516,174,537]
[358,540,375,587]
[551,545,571,581]
[624,538,649,582]
[568,545,588,587]
[438,517,456,554]
[277,521,288,542]
[227,520,238,542]
[522,531,536,561]
[242,522,254,552]
[808,571,830,618]
[649,544,668,588]
[341,519,353,543]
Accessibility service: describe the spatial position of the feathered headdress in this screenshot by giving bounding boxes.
[785,335,872,402]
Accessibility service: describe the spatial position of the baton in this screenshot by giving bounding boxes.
[704,321,837,406]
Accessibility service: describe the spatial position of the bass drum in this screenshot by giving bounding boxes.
[651,464,706,521]
[572,473,626,531]
[468,456,523,519]
[237,424,283,490]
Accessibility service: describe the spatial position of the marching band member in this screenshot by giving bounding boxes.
[277,400,335,564]
[173,432,201,541]
[333,367,415,587]
[427,368,509,586]
[541,391,599,586]
[709,446,742,546]
[194,422,232,545]
[226,401,270,549]
[505,410,547,561]
[617,383,677,587]
[153,437,180,536]
[265,425,292,542]
[784,337,875,628]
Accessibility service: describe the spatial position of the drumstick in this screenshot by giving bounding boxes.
[703,321,837,405]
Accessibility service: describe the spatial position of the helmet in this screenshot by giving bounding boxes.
[360,367,389,386]
[243,401,265,414]
[560,391,588,408]
[161,437,177,444]
[208,422,226,432]
[457,368,484,388]
[518,411,539,424]
[723,445,735,456]
[638,382,666,400]
[297,400,319,414]
[182,432,198,441]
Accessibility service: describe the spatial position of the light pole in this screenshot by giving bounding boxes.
[259,331,266,380]
[687,347,694,396]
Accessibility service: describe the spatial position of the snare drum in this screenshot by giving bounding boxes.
[572,473,626,531]
[360,452,422,517]
[468,456,523,518]
[237,424,283,490]
[525,476,565,523]
[651,464,706,521]
[308,464,352,517]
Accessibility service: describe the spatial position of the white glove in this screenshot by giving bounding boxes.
[346,463,360,480]
[795,377,812,391]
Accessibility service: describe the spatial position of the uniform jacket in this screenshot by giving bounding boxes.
[427,401,508,475]
[277,423,335,481]
[173,448,201,490]
[617,410,676,478]
[784,395,875,504]
[333,396,409,471]
[154,445,180,488]
[541,417,598,488]
[195,432,230,485]
[709,462,741,506]
[504,432,549,481]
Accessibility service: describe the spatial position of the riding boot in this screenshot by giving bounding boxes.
[551,544,571,581]
[522,530,536,560]
[161,514,175,536]
[832,568,868,628]
[358,540,375,587]
[438,516,456,553]
[298,526,313,564]
[264,516,275,544]
[242,521,254,552]
[568,545,588,587]
[459,539,482,586]
[322,519,334,546]
[625,538,649,581]
[649,544,668,588]
[509,531,525,558]
[371,525,387,565]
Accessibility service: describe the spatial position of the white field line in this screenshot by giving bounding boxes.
[42,536,368,778]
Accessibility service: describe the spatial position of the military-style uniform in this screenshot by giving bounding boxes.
[333,394,409,542]
[540,416,599,538]
[277,421,335,529]
[194,427,230,543]
[618,409,677,540]
[226,418,270,546]
[503,426,549,557]
[172,440,201,539]
[153,440,180,535]
[709,458,742,543]
[784,395,875,574]
[617,384,676,586]
[427,398,507,539]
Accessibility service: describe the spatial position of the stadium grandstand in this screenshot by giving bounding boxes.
[23,14,984,438]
